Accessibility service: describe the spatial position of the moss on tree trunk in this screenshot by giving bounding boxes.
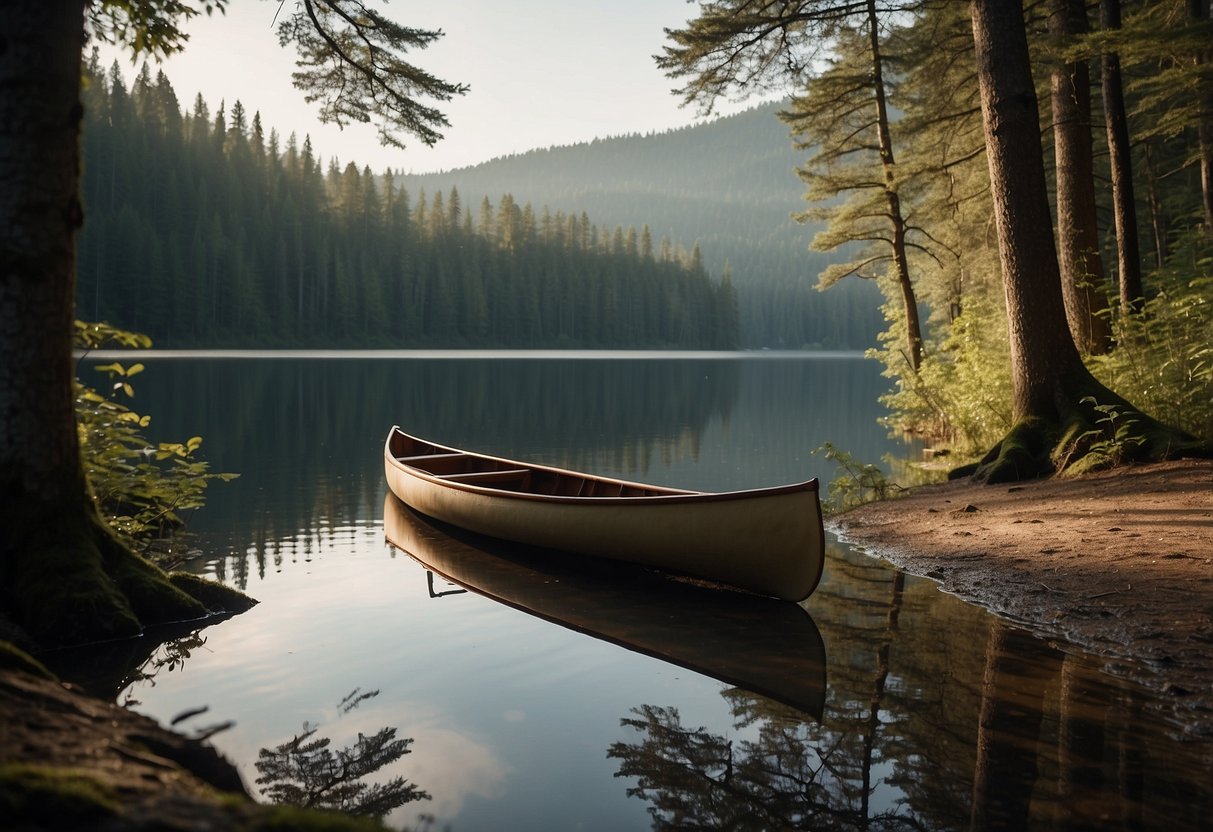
[951,387,1211,484]
[0,492,254,649]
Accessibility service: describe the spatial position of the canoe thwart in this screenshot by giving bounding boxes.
[437,469,532,485]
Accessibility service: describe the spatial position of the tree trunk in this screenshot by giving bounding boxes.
[1049,0,1112,354]
[0,0,250,647]
[970,0,1093,422]
[1099,0,1144,315]
[959,0,1207,482]
[1191,0,1213,231]
[0,1,87,514]
[1143,140,1169,267]
[867,0,924,372]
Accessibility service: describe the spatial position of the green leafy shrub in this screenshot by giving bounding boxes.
[74,321,237,564]
[1089,262,1213,442]
[815,443,904,513]
[874,295,1013,457]
[1053,397,1147,474]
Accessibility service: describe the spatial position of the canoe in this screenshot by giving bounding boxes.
[383,494,828,719]
[383,426,825,601]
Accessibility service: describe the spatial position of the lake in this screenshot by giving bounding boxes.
[50,352,1213,830]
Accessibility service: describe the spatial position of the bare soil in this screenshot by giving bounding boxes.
[829,458,1213,731]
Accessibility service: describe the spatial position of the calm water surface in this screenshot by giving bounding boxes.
[51,353,1213,830]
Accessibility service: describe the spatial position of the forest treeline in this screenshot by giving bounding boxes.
[76,53,739,349]
[399,103,886,350]
[651,0,1212,451]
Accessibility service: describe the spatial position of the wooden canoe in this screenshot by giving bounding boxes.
[383,426,825,601]
[383,494,828,719]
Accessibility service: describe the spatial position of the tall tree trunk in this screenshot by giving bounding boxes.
[960,0,1206,482]
[1100,0,1145,314]
[1049,0,1112,354]
[970,0,1094,423]
[1191,0,1213,231]
[0,1,87,513]
[0,0,247,647]
[867,0,924,372]
[1143,140,1170,267]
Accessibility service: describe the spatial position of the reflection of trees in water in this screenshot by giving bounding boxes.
[118,630,210,707]
[254,688,429,821]
[610,697,925,831]
[614,544,1213,830]
[40,617,233,703]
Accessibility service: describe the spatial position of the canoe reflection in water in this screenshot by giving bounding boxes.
[382,494,828,721]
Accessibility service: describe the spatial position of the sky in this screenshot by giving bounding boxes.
[99,0,770,174]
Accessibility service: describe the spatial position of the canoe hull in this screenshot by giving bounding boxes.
[384,428,825,601]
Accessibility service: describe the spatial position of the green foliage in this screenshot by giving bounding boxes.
[875,295,1013,457]
[74,321,238,563]
[254,689,428,820]
[1053,397,1146,474]
[275,0,468,149]
[1088,255,1213,441]
[87,0,228,60]
[863,1,1209,462]
[814,443,902,514]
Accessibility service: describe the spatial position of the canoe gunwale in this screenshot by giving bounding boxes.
[385,425,819,505]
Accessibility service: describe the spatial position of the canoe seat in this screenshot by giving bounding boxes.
[437,468,531,487]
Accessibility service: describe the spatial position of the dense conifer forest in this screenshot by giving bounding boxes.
[398,103,886,349]
[76,54,739,349]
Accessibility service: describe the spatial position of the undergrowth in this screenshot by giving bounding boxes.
[815,443,906,514]
[75,321,238,565]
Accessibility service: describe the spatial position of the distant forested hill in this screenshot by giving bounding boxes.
[75,57,736,349]
[398,103,884,349]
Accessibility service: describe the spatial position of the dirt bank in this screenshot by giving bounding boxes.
[0,649,383,830]
[829,458,1213,732]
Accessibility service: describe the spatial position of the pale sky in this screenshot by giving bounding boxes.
[100,0,767,174]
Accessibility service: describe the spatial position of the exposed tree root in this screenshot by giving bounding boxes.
[0,497,254,650]
[950,396,1212,484]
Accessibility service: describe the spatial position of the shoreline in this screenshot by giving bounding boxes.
[828,458,1213,733]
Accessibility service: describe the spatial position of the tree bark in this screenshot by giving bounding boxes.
[970,0,1094,422]
[1143,140,1169,267]
[1099,0,1144,314]
[0,1,87,512]
[1049,0,1112,354]
[1191,0,1213,231]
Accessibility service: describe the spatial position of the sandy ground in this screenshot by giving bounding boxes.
[829,458,1213,731]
